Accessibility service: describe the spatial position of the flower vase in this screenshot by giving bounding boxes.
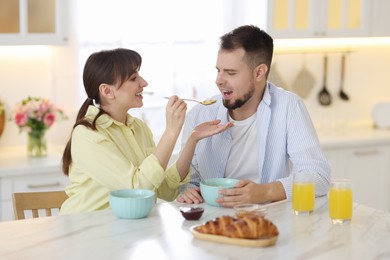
[27,130,47,157]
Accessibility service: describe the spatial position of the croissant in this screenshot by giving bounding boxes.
[194,214,279,239]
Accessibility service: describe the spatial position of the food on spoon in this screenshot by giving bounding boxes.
[201,99,216,105]
[194,214,278,239]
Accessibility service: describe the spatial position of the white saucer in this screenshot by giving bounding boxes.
[372,102,390,129]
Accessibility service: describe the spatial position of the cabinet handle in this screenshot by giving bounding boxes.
[354,149,379,156]
[27,182,62,189]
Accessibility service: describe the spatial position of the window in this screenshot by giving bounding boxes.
[75,0,265,144]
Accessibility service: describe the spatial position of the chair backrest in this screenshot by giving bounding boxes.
[12,191,68,220]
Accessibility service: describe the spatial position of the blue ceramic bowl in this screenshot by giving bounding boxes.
[109,189,155,219]
[200,178,239,207]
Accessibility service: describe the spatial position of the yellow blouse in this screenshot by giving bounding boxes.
[60,106,188,214]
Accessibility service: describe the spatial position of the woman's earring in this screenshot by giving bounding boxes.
[92,99,100,108]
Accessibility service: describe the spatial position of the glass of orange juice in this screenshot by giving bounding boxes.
[292,173,315,215]
[329,179,353,224]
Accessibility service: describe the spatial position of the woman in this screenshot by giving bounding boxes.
[60,48,232,214]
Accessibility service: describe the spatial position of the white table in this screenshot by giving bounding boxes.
[0,197,389,260]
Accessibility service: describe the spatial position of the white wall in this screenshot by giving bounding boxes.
[0,0,80,148]
[271,45,390,129]
[0,45,77,147]
[2,44,390,149]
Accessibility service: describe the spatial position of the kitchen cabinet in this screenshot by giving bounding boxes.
[323,144,390,212]
[0,147,69,221]
[0,172,69,221]
[370,0,390,36]
[0,0,68,45]
[267,0,370,38]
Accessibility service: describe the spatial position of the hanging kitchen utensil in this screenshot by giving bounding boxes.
[339,54,349,101]
[268,61,290,90]
[318,55,332,106]
[292,55,316,99]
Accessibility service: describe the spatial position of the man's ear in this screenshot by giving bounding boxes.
[254,64,268,81]
[99,84,115,99]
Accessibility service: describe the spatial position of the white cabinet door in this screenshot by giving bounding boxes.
[323,144,390,212]
[340,145,390,212]
[0,0,68,45]
[267,0,371,38]
[322,147,341,179]
[370,0,390,36]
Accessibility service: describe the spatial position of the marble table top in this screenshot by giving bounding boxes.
[0,197,389,260]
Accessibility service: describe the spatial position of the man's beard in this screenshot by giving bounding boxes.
[222,85,255,110]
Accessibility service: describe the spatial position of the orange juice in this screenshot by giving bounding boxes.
[292,182,315,213]
[329,187,352,220]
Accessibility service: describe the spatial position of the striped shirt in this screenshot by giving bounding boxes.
[180,82,331,200]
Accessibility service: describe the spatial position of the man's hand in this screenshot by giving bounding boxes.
[176,187,204,204]
[216,179,286,207]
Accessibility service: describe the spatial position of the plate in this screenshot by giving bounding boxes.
[190,225,278,247]
[233,204,267,217]
[372,102,390,129]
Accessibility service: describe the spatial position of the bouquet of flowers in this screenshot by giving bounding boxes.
[13,96,67,156]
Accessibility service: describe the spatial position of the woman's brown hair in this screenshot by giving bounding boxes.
[62,48,142,176]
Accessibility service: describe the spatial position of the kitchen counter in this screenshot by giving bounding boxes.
[316,124,390,149]
[1,125,389,178]
[0,146,64,177]
[0,197,389,259]
[1,125,389,220]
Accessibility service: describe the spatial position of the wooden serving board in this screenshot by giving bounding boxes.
[190,225,278,247]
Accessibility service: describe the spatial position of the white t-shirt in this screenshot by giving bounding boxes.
[225,113,259,182]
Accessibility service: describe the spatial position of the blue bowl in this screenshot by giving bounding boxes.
[200,178,239,207]
[109,189,155,219]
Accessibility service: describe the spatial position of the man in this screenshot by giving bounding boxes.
[177,25,331,207]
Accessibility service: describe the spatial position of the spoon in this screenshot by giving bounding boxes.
[188,161,206,183]
[339,55,349,101]
[142,91,154,95]
[318,55,332,106]
[164,97,216,105]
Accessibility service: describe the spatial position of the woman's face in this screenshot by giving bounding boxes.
[114,71,148,110]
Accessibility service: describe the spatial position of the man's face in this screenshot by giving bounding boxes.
[215,48,255,110]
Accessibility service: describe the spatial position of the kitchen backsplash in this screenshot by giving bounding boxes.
[1,45,390,148]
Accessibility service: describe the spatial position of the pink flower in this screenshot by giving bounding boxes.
[13,96,67,133]
[43,113,56,127]
[39,100,51,117]
[15,113,28,126]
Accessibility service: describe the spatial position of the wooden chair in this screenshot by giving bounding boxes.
[12,191,68,220]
